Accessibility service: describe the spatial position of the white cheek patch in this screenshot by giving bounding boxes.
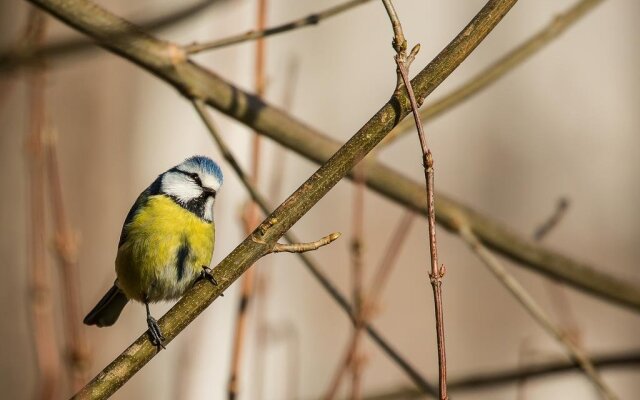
[201,174,221,192]
[203,196,214,221]
[161,172,202,203]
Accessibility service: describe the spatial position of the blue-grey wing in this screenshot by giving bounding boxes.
[118,176,162,248]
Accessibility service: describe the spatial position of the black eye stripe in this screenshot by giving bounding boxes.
[173,168,202,185]
[189,173,202,185]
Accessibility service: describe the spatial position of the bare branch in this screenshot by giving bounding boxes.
[269,233,341,254]
[534,197,570,241]
[184,0,375,54]
[382,1,448,397]
[0,0,229,73]
[44,129,91,390]
[363,350,640,399]
[457,224,618,400]
[23,10,62,400]
[324,210,415,400]
[192,99,436,396]
[27,0,640,312]
[227,2,268,398]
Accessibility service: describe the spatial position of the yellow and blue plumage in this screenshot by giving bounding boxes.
[83,156,223,348]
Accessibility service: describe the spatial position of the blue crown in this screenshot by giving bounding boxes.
[183,155,224,183]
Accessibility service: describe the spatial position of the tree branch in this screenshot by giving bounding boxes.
[184,0,375,54]
[269,233,341,254]
[0,0,229,72]
[18,0,522,395]
[362,351,640,399]
[26,0,640,312]
[192,99,436,396]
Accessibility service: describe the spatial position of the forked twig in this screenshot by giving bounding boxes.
[324,210,416,400]
[192,100,435,396]
[28,0,637,316]
[456,224,618,400]
[28,0,521,396]
[381,1,448,398]
[518,197,574,398]
[184,0,374,54]
[379,0,606,148]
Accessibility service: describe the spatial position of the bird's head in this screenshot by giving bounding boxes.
[160,156,223,221]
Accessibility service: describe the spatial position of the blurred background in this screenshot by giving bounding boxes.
[1,0,639,399]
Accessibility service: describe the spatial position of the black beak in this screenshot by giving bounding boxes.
[203,187,216,198]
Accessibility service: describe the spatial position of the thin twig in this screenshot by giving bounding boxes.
[534,197,570,241]
[379,0,606,148]
[253,58,299,400]
[184,0,374,54]
[270,233,341,253]
[324,210,416,400]
[350,163,366,400]
[29,0,520,396]
[24,9,61,400]
[28,0,639,313]
[382,1,448,398]
[518,197,574,398]
[227,3,268,398]
[361,350,640,399]
[44,129,91,390]
[192,100,436,396]
[456,224,618,400]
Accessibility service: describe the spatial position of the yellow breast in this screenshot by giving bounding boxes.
[116,195,215,302]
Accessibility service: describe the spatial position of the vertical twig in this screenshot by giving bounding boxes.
[324,210,416,399]
[253,57,299,400]
[194,98,436,396]
[381,1,448,398]
[349,163,366,399]
[24,9,61,400]
[44,130,91,390]
[227,1,268,399]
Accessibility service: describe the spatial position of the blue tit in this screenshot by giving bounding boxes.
[83,156,223,348]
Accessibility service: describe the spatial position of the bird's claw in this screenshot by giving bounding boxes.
[201,266,223,296]
[146,315,166,350]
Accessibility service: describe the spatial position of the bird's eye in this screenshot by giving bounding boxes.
[189,173,202,186]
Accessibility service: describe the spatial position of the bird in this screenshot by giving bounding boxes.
[83,155,223,348]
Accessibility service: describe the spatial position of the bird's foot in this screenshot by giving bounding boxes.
[146,315,166,351]
[200,266,223,296]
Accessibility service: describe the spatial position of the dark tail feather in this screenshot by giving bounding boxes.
[83,285,129,327]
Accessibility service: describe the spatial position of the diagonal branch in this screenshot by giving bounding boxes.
[25,0,640,312]
[27,0,640,312]
[0,0,230,72]
[363,350,640,399]
[23,0,523,396]
[193,100,436,396]
[456,224,618,399]
[270,233,341,253]
[184,0,375,54]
